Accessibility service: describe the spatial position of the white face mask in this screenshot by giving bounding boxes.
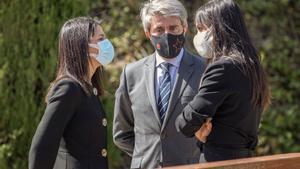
[193,29,213,58]
[88,39,115,65]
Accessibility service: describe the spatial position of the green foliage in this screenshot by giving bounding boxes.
[0,0,123,168]
[0,0,299,168]
[236,0,300,155]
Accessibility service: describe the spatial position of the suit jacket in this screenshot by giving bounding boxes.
[113,50,206,169]
[176,58,262,162]
[29,78,108,169]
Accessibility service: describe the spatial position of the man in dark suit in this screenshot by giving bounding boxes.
[113,0,206,168]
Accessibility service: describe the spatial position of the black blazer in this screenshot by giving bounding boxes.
[29,78,108,169]
[176,58,262,161]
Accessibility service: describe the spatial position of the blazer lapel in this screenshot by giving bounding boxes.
[144,54,162,126]
[161,51,195,131]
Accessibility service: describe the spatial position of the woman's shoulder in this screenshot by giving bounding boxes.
[203,57,244,83]
[207,57,241,72]
[210,57,235,66]
[55,78,82,91]
[47,77,84,102]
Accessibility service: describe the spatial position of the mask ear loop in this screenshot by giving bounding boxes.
[204,27,213,41]
[88,43,98,48]
[89,53,97,58]
[88,43,100,58]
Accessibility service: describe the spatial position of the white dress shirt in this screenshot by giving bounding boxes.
[155,48,184,103]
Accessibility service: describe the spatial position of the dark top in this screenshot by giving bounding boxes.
[29,78,108,169]
[176,58,262,161]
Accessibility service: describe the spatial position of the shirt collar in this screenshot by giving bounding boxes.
[155,48,184,68]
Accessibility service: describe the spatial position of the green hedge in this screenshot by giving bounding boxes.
[0,0,299,168]
[238,0,300,155]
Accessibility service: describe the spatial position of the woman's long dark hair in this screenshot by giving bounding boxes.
[46,17,103,102]
[195,0,270,111]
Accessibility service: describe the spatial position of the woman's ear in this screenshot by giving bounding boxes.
[88,44,99,55]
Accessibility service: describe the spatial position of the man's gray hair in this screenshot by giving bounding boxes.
[140,0,188,32]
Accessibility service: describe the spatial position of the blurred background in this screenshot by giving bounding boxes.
[0,0,299,168]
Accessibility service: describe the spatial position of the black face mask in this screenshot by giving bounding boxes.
[150,33,185,59]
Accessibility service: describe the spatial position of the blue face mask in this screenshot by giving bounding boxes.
[89,39,115,65]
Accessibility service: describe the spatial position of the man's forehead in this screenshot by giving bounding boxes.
[151,15,182,26]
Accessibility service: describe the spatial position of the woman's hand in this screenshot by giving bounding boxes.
[195,118,212,143]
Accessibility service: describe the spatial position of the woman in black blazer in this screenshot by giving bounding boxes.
[176,0,271,162]
[29,17,114,169]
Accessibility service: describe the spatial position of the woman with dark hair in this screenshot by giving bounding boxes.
[29,17,114,169]
[176,0,271,162]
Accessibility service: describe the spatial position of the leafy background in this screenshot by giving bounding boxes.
[0,0,299,168]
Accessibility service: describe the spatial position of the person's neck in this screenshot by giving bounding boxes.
[156,53,176,64]
[156,48,184,62]
[162,57,175,62]
[88,66,97,85]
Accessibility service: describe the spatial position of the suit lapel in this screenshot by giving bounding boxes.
[161,51,195,131]
[144,54,162,126]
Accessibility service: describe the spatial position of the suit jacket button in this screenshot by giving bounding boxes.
[102,118,107,127]
[160,133,166,139]
[101,149,107,157]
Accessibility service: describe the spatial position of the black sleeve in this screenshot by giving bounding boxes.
[176,61,232,137]
[29,80,82,169]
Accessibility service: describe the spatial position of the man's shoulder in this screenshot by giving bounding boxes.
[126,57,147,70]
[184,50,206,66]
[125,54,154,73]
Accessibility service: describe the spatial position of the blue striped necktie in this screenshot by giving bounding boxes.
[158,62,171,123]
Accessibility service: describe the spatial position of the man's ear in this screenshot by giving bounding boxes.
[145,31,151,39]
[183,25,188,34]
